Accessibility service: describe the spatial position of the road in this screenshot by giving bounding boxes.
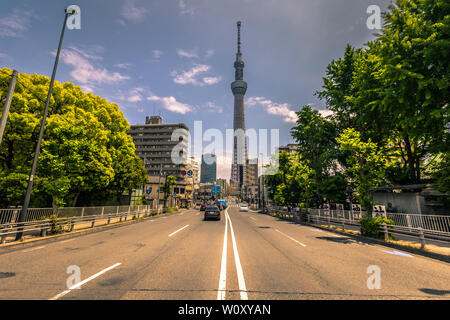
[0,205,449,300]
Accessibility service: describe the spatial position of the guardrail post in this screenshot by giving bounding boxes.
[418,227,426,249]
[91,217,95,228]
[406,214,412,232]
[327,215,331,228]
[40,224,48,237]
[107,215,111,225]
[382,223,388,241]
[81,207,85,217]
[70,219,75,232]
[101,207,104,217]
[1,227,7,244]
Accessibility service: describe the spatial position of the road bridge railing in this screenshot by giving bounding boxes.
[266,207,450,247]
[0,207,155,244]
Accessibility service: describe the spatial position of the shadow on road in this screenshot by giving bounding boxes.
[315,236,364,245]
[419,288,450,296]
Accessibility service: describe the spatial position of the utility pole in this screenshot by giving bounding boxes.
[15,9,75,240]
[0,70,18,145]
[156,163,162,213]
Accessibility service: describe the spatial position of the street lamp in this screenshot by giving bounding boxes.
[15,8,77,240]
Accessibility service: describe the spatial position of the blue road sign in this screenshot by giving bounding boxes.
[146,188,152,195]
[187,170,193,176]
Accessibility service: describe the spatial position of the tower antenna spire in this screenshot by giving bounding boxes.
[237,21,241,55]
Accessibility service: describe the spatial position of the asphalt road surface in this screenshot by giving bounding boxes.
[0,205,449,300]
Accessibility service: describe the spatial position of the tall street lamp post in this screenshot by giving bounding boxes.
[15,8,77,240]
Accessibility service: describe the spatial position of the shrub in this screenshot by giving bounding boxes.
[360,216,394,239]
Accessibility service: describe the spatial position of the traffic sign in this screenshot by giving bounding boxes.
[146,188,152,195]
[187,170,193,177]
[180,170,187,176]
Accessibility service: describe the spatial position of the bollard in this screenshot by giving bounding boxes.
[342,217,345,231]
[1,227,7,244]
[40,226,47,237]
[107,216,111,225]
[328,215,331,228]
[70,220,75,232]
[91,218,95,228]
[418,227,426,249]
[383,223,388,241]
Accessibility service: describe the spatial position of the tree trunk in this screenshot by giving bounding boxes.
[403,135,418,183]
[71,192,80,207]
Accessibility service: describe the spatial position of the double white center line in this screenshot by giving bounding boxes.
[217,209,248,300]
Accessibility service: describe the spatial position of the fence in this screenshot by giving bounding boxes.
[0,205,151,225]
[0,207,157,244]
[266,207,450,247]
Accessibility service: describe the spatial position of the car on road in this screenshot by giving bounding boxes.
[240,204,248,212]
[204,206,221,221]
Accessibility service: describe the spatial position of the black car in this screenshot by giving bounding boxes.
[204,206,221,221]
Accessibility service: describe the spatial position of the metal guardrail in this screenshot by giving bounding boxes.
[0,207,157,244]
[0,205,151,224]
[265,207,450,247]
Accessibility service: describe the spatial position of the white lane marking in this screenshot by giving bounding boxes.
[217,209,228,300]
[310,229,322,232]
[168,225,189,237]
[275,229,307,247]
[59,239,75,244]
[249,217,256,221]
[226,211,248,300]
[49,263,122,300]
[380,250,413,258]
[22,245,45,253]
[196,212,200,216]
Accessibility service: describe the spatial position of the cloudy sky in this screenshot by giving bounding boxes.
[0,0,390,178]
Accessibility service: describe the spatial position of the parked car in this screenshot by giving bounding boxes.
[240,204,248,212]
[204,206,221,221]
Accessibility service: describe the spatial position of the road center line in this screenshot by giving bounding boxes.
[49,262,122,300]
[217,209,228,300]
[168,225,189,237]
[250,217,256,221]
[226,211,248,300]
[275,229,307,247]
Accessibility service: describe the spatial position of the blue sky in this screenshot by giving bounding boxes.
[0,0,390,178]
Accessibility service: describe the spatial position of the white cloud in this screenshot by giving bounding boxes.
[205,49,215,59]
[114,63,132,69]
[177,49,198,59]
[152,50,164,59]
[171,64,222,87]
[203,76,222,85]
[0,52,9,59]
[178,0,195,15]
[206,101,223,113]
[120,0,149,23]
[147,95,193,114]
[246,97,298,123]
[127,87,145,102]
[318,109,334,118]
[0,9,35,38]
[171,64,210,86]
[57,46,130,90]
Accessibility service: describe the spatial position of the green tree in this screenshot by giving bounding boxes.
[337,128,397,214]
[162,175,177,208]
[0,68,147,207]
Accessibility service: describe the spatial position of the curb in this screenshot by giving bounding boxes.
[0,209,188,255]
[272,214,450,264]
